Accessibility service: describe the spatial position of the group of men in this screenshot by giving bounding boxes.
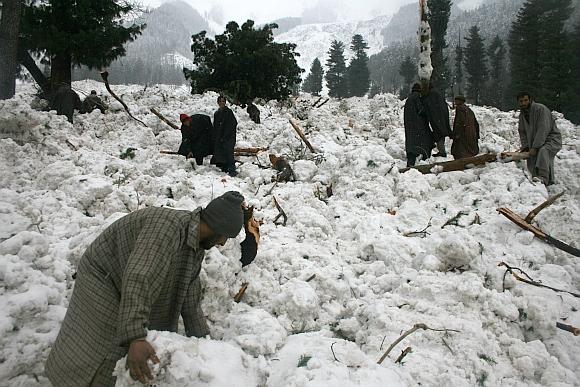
[178,95,238,177]
[403,83,480,167]
[403,83,561,186]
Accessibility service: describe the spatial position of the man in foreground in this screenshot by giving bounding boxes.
[516,92,562,185]
[404,83,434,167]
[46,191,245,386]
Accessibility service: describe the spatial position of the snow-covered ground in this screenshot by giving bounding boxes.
[0,81,579,387]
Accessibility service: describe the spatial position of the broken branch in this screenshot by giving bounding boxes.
[395,347,412,364]
[289,119,316,153]
[272,196,288,226]
[403,217,432,237]
[234,282,249,303]
[150,107,179,129]
[556,322,580,336]
[377,323,460,364]
[100,71,148,127]
[441,211,469,228]
[400,152,529,174]
[524,191,564,223]
[499,262,580,298]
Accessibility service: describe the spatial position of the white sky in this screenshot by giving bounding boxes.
[142,0,419,24]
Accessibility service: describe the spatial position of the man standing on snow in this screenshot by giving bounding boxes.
[450,95,480,159]
[45,191,245,387]
[404,83,434,167]
[81,90,106,114]
[516,92,562,185]
[422,85,452,157]
[212,96,238,177]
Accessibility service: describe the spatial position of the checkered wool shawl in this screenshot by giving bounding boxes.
[46,207,209,387]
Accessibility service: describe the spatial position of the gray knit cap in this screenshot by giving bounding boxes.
[200,191,245,238]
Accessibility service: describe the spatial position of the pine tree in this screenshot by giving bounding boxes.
[398,56,416,99]
[20,0,144,93]
[426,0,452,94]
[325,40,348,98]
[0,0,22,99]
[508,0,572,111]
[464,26,487,105]
[185,20,303,103]
[485,35,507,108]
[346,34,370,97]
[302,58,324,96]
[454,33,464,96]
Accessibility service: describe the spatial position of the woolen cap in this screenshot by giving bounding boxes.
[200,191,245,238]
[454,95,466,102]
[180,113,190,123]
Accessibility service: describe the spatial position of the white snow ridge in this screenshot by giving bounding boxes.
[0,81,579,387]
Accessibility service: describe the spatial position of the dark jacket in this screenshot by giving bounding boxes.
[212,107,237,166]
[423,89,452,141]
[451,104,480,159]
[178,114,214,159]
[404,91,434,157]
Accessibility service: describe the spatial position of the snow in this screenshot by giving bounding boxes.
[275,15,391,76]
[0,80,579,387]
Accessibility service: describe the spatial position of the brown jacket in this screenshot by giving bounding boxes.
[451,104,480,159]
[46,207,209,387]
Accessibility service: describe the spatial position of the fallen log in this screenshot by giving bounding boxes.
[497,208,580,257]
[400,151,530,174]
[556,322,580,336]
[100,71,148,127]
[289,119,316,153]
[524,191,564,223]
[150,107,179,129]
[160,148,265,157]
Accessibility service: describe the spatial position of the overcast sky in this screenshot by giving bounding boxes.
[142,0,419,24]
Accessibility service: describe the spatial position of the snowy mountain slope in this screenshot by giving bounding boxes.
[0,82,579,386]
[275,15,392,74]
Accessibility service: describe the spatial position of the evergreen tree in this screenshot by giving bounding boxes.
[20,0,144,93]
[454,34,464,96]
[398,56,416,99]
[562,22,580,123]
[426,0,452,93]
[184,20,303,104]
[302,58,324,96]
[485,35,507,108]
[325,40,348,98]
[0,0,22,99]
[508,0,572,111]
[346,34,370,97]
[464,25,487,105]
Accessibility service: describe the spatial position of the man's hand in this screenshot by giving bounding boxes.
[126,339,159,384]
[186,152,193,159]
[519,146,530,153]
[529,148,538,156]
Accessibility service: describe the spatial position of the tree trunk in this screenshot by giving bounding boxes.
[0,0,22,99]
[18,46,51,96]
[50,52,72,90]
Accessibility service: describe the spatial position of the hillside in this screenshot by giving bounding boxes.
[0,81,579,386]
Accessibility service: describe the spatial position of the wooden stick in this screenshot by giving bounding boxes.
[100,71,148,127]
[234,282,249,303]
[315,98,329,108]
[150,107,179,129]
[377,323,459,364]
[306,274,316,282]
[311,96,322,107]
[524,192,564,223]
[499,262,580,298]
[400,152,530,174]
[556,322,580,336]
[395,347,412,364]
[403,217,432,237]
[272,196,288,226]
[289,119,316,153]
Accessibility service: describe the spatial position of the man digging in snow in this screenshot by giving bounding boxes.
[45,191,245,387]
[516,92,562,185]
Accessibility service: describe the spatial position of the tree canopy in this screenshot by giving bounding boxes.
[184,20,303,104]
